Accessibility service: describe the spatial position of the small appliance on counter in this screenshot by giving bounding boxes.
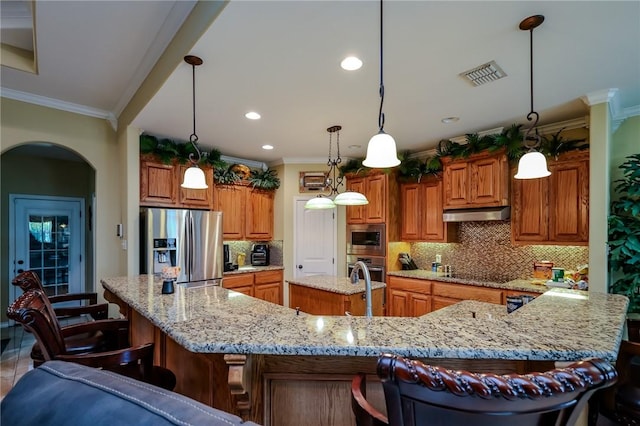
[223,244,237,272]
[251,244,270,266]
[398,253,418,270]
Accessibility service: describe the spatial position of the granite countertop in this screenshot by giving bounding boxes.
[287,275,386,295]
[223,265,284,276]
[101,275,628,362]
[387,269,547,294]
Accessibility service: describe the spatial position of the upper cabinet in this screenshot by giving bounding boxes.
[400,177,457,242]
[214,182,274,241]
[442,150,509,209]
[512,150,589,245]
[140,155,213,209]
[345,173,388,224]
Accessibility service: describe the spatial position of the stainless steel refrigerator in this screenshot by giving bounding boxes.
[140,208,224,287]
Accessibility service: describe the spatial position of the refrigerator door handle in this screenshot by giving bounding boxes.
[187,212,193,282]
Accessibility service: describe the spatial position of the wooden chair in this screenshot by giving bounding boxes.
[12,270,108,320]
[11,270,110,367]
[352,373,388,426]
[7,289,176,391]
[352,353,618,426]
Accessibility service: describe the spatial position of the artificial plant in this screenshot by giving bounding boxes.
[608,153,640,313]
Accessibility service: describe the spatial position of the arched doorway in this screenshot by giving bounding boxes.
[1,143,96,324]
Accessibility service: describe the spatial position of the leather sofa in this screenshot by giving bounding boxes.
[1,360,260,426]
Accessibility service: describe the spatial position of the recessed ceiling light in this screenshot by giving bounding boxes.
[341,56,363,71]
[441,117,460,124]
[348,144,362,149]
[245,112,261,120]
[262,144,274,150]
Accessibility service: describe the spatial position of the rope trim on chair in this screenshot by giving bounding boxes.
[378,354,617,401]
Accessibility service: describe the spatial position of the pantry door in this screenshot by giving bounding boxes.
[9,195,85,306]
[293,197,336,278]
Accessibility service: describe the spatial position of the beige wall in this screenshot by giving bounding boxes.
[1,98,123,313]
[611,115,640,186]
[273,163,347,306]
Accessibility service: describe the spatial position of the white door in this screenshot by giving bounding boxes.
[293,198,336,278]
[9,195,85,305]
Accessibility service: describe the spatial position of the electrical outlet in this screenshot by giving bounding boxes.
[435,254,442,263]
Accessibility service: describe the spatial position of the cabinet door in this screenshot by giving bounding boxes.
[213,185,245,239]
[387,289,409,317]
[346,177,366,224]
[512,177,549,243]
[548,159,589,243]
[178,165,214,209]
[365,174,386,223]
[255,282,281,305]
[420,180,445,241]
[471,156,506,206]
[140,160,178,206]
[245,189,274,240]
[400,183,420,240]
[443,161,469,208]
[409,293,431,317]
[431,296,459,312]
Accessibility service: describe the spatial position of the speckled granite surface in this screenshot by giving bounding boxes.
[287,275,386,295]
[101,275,628,362]
[223,265,284,276]
[387,270,547,293]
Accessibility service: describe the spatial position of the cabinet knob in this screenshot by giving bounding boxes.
[297,265,303,269]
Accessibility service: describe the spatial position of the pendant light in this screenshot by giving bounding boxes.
[305,125,369,209]
[362,0,400,169]
[514,15,551,180]
[181,55,208,189]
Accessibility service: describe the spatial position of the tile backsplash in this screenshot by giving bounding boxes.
[410,222,588,282]
[225,240,283,266]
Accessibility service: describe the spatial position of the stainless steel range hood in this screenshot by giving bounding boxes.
[443,206,511,222]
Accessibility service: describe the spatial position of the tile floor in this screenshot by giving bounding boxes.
[0,325,35,400]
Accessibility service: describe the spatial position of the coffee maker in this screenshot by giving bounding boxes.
[250,244,270,266]
[223,244,235,272]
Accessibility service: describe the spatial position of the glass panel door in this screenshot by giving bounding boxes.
[28,214,71,297]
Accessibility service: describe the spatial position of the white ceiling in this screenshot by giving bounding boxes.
[2,1,639,165]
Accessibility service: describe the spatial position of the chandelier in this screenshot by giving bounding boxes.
[305,126,368,210]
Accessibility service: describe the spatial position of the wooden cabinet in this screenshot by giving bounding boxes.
[431,282,504,306]
[442,150,509,209]
[512,150,589,245]
[213,183,275,241]
[386,276,432,317]
[400,178,457,242]
[223,270,283,305]
[140,155,213,209]
[345,173,390,224]
[288,284,385,316]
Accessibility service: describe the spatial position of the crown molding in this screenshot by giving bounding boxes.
[1,87,117,130]
[581,89,640,132]
[581,88,618,106]
[220,155,267,171]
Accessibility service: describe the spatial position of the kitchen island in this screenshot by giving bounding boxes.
[288,275,386,316]
[102,275,628,426]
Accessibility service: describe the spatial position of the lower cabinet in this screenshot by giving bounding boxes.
[386,276,433,317]
[223,270,283,305]
[387,276,542,316]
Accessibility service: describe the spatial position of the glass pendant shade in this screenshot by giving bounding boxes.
[514,151,551,179]
[363,131,400,168]
[305,196,336,210]
[334,191,369,206]
[181,165,208,189]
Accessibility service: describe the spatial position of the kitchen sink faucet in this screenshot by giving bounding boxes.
[350,261,373,318]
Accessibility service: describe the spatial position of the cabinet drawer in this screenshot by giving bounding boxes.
[255,270,283,284]
[223,273,254,288]
[432,282,503,304]
[387,276,432,295]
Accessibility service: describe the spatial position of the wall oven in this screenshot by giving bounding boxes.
[346,224,385,257]
[347,255,386,283]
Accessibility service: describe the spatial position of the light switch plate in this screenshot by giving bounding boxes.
[435,254,442,263]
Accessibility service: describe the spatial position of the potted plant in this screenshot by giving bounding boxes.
[608,153,640,313]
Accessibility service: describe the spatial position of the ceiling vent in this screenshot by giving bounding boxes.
[460,61,507,86]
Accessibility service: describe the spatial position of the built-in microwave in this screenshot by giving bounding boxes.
[346,224,385,256]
